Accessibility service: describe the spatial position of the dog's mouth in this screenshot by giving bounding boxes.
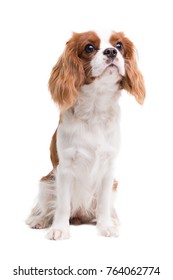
[94,63,119,79]
[108,63,117,68]
[94,62,124,80]
[99,63,118,77]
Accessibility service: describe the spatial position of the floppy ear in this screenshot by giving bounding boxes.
[121,39,146,104]
[49,34,85,111]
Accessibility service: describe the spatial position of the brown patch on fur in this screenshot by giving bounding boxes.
[70,217,82,225]
[41,170,55,182]
[110,32,146,104]
[70,209,96,225]
[50,129,59,168]
[75,31,100,84]
[40,128,59,182]
[113,179,118,191]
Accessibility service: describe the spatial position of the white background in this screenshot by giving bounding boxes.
[0,0,173,279]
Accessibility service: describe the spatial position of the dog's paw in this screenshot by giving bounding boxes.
[32,220,48,229]
[26,215,50,229]
[97,224,119,237]
[47,227,70,240]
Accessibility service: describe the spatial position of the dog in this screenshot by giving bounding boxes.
[26,30,145,240]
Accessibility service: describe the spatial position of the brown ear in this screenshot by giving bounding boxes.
[49,34,85,111]
[121,40,146,104]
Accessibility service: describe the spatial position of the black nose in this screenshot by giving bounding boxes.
[103,48,117,59]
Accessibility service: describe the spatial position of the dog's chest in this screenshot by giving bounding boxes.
[58,84,121,171]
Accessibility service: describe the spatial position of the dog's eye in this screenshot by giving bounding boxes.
[85,44,95,53]
[116,42,123,51]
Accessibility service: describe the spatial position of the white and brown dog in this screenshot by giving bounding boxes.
[26,30,145,240]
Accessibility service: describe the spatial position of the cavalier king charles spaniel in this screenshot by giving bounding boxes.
[26,30,145,240]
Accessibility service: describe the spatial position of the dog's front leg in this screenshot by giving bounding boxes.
[47,166,72,240]
[97,172,118,237]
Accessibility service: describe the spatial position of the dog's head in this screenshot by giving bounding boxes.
[49,30,146,111]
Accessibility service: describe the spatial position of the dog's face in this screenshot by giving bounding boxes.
[71,31,126,84]
[49,30,146,110]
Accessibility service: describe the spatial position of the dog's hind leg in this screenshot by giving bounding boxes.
[26,170,56,229]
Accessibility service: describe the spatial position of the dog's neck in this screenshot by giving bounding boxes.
[71,71,122,123]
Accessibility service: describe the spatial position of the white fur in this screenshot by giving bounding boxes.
[27,33,125,240]
[91,29,125,77]
[48,66,122,239]
[91,48,125,77]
